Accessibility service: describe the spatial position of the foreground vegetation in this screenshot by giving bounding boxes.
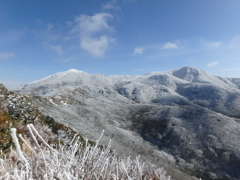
[0,124,170,180]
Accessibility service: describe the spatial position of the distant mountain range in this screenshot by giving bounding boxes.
[15,67,240,180]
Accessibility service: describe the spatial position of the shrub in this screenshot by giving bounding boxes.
[0,111,13,151]
[0,124,171,180]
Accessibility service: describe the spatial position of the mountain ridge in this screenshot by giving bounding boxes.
[23,66,240,86]
[18,66,240,97]
[15,66,240,180]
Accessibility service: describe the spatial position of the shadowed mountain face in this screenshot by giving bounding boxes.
[16,67,240,180]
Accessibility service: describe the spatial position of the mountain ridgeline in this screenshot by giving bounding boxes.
[16,67,240,180]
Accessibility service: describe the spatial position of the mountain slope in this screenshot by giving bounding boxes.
[16,67,240,180]
[20,69,113,96]
[0,84,80,153]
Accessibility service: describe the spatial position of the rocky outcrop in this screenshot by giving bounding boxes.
[0,84,38,123]
[0,84,79,152]
[0,84,38,151]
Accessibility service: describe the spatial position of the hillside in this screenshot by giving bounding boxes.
[0,83,81,153]
[0,84,172,180]
[15,66,240,180]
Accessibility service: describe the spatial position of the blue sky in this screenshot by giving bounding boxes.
[1,0,240,88]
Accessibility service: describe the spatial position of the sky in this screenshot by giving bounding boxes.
[1,0,240,88]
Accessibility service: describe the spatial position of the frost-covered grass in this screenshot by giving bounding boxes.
[0,124,170,180]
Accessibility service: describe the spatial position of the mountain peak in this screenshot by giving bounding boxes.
[61,69,86,75]
[66,69,82,73]
[172,66,207,82]
[68,68,78,71]
[174,66,202,74]
[20,68,112,95]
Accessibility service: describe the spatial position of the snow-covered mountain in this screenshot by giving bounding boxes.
[21,69,113,96]
[16,67,240,180]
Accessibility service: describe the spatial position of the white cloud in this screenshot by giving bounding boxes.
[48,45,63,55]
[103,0,121,11]
[207,61,219,67]
[103,3,117,10]
[74,13,113,35]
[133,47,144,55]
[73,13,114,57]
[207,41,222,48]
[0,52,15,60]
[81,36,114,57]
[162,42,179,49]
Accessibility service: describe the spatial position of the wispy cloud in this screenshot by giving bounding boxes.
[206,41,222,49]
[162,42,179,49]
[59,57,74,62]
[35,20,63,41]
[0,52,15,60]
[0,29,25,45]
[207,61,219,67]
[122,0,136,3]
[102,0,121,11]
[81,36,114,57]
[222,67,240,71]
[48,44,64,55]
[133,47,144,55]
[72,13,115,57]
[228,35,240,48]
